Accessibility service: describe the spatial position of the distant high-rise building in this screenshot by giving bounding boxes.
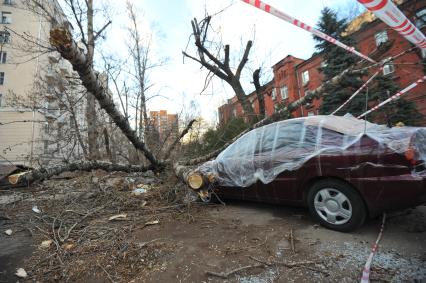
[148,110,178,147]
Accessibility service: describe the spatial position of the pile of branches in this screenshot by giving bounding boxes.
[7,172,192,281]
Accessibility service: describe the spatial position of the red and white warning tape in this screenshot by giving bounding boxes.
[240,0,376,63]
[331,67,383,115]
[357,0,426,50]
[357,75,426,119]
[360,213,386,283]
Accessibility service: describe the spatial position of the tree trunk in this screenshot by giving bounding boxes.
[49,27,161,167]
[8,161,154,185]
[253,68,266,119]
[103,127,112,162]
[85,0,100,160]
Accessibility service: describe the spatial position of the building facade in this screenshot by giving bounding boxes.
[0,0,87,166]
[148,110,179,147]
[218,0,426,125]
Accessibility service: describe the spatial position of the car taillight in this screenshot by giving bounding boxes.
[405,147,417,165]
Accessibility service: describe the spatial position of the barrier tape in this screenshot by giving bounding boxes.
[331,67,383,115]
[357,75,426,118]
[240,0,376,63]
[360,213,386,283]
[357,0,426,50]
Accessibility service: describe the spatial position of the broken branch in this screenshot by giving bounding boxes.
[206,264,265,279]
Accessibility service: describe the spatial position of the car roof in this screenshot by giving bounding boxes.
[302,115,382,135]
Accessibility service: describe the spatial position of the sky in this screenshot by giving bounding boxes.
[99,0,365,125]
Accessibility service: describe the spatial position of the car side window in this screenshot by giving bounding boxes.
[254,121,304,154]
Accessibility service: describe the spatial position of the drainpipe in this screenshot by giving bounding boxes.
[295,68,304,117]
[30,5,43,166]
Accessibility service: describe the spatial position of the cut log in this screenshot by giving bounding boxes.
[187,172,204,190]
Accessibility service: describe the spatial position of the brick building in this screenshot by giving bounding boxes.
[218,0,426,125]
[148,110,179,146]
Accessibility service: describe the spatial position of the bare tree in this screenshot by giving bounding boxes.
[183,16,259,124]
[59,0,112,160]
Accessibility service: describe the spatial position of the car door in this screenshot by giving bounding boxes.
[256,121,306,202]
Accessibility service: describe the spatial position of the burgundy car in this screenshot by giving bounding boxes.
[190,115,426,232]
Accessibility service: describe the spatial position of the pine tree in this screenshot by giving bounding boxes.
[314,8,365,116]
[368,75,423,126]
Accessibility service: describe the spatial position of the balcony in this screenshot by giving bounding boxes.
[59,65,70,76]
[48,53,60,64]
[45,69,57,84]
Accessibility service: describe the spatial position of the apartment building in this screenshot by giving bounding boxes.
[218,0,426,125]
[0,0,86,166]
[148,110,179,147]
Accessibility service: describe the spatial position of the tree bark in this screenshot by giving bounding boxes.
[49,27,161,167]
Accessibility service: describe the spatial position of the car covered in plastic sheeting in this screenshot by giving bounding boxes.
[191,114,426,232]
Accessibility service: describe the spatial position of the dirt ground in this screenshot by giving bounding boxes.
[0,171,425,282]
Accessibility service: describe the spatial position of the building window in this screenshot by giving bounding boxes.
[416,8,426,29]
[0,93,2,107]
[383,61,395,75]
[302,70,309,85]
[0,51,6,63]
[3,0,12,5]
[0,72,4,85]
[1,12,11,24]
[280,85,288,100]
[44,140,49,154]
[271,88,277,100]
[307,111,315,116]
[0,31,10,44]
[375,30,388,46]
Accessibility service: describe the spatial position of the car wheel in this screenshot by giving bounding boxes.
[197,189,221,204]
[307,179,367,232]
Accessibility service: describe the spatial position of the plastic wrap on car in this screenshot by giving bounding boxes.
[197,114,426,187]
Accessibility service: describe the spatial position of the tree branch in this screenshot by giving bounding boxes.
[162,119,196,161]
[235,40,252,80]
[94,20,112,41]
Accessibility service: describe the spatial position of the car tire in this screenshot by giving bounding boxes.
[307,179,367,232]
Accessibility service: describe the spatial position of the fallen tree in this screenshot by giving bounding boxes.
[8,161,155,185]
[49,27,160,168]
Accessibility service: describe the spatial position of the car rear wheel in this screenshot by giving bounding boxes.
[307,179,367,232]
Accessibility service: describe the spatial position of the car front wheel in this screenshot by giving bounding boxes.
[307,179,367,232]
